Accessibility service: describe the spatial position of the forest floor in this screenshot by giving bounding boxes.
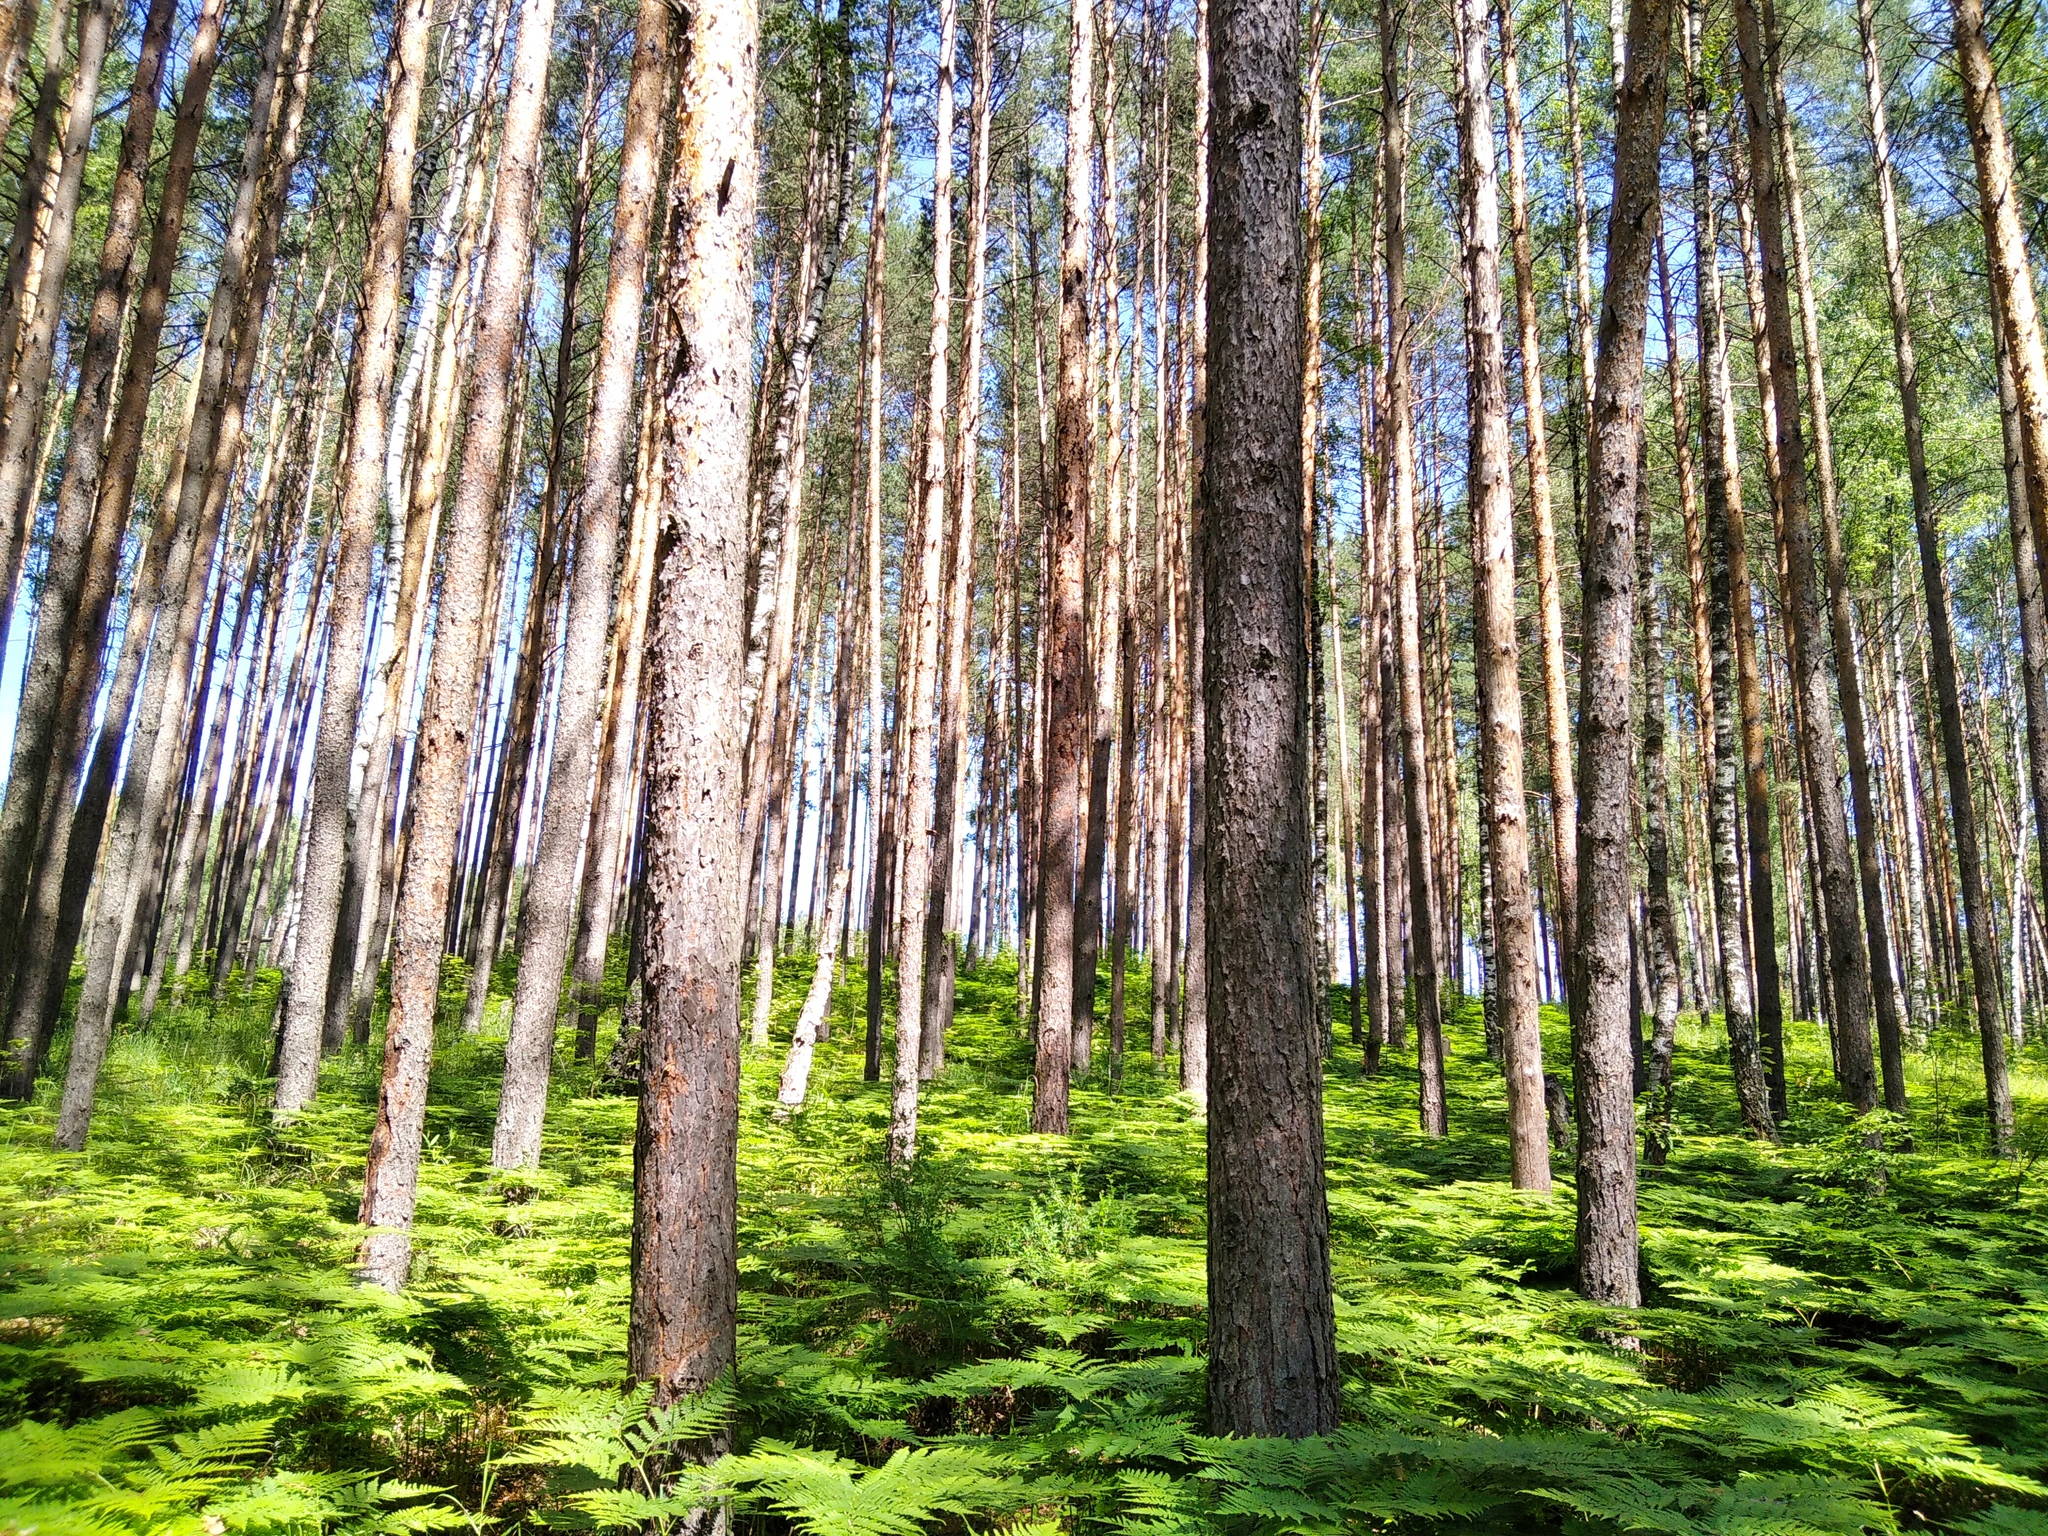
[4,954,2048,1535]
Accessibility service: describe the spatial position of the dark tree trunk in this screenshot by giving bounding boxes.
[1030,0,1093,1136]
[1202,0,1340,1440]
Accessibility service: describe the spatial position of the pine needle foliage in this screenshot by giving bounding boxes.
[3,954,2048,1532]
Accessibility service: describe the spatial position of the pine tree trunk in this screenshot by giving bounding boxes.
[1572,0,1673,1307]
[1768,24,1906,1108]
[1454,0,1548,1191]
[627,0,756,1427]
[1031,0,1093,1135]
[271,0,436,1117]
[921,0,995,1072]
[489,0,671,1166]
[885,0,956,1160]
[356,0,564,1284]
[1683,0,1774,1137]
[0,0,117,654]
[1178,0,1210,1103]
[1382,0,1445,1135]
[1861,0,2012,1149]
[1497,0,1576,984]
[1731,0,1878,1114]
[1203,0,1339,1438]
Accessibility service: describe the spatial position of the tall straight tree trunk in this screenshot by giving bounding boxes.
[1683,0,1773,1137]
[1497,0,1575,979]
[1382,0,1446,1135]
[1073,18,1124,1085]
[1572,0,1672,1307]
[0,0,175,1027]
[489,0,672,1168]
[1179,0,1210,1103]
[888,0,955,1161]
[272,0,437,1117]
[921,0,995,1069]
[859,0,897,1087]
[1639,539,1682,1123]
[1731,0,1878,1113]
[1861,0,2012,1149]
[1203,0,1339,1439]
[627,0,756,1423]
[1767,21,1905,1106]
[1454,0,1548,1191]
[357,0,564,1285]
[1031,0,1093,1135]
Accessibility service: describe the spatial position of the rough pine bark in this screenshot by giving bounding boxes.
[628,0,757,1425]
[1203,0,1340,1439]
[1454,0,1549,1190]
[357,0,564,1285]
[1031,0,1093,1135]
[1572,0,1673,1308]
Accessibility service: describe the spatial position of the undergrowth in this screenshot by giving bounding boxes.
[4,947,2048,1533]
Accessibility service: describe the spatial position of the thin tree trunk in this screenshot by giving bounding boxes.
[1179,0,1210,1103]
[0,0,116,652]
[1497,0,1576,983]
[0,0,176,1032]
[1683,0,1773,1137]
[1383,0,1445,1135]
[1862,0,2012,1148]
[272,0,436,1117]
[1732,0,1878,1114]
[921,0,994,1073]
[1768,23,1905,1111]
[55,0,310,1147]
[490,0,671,1165]
[885,0,955,1160]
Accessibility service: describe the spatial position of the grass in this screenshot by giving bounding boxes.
[2,947,2048,1533]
